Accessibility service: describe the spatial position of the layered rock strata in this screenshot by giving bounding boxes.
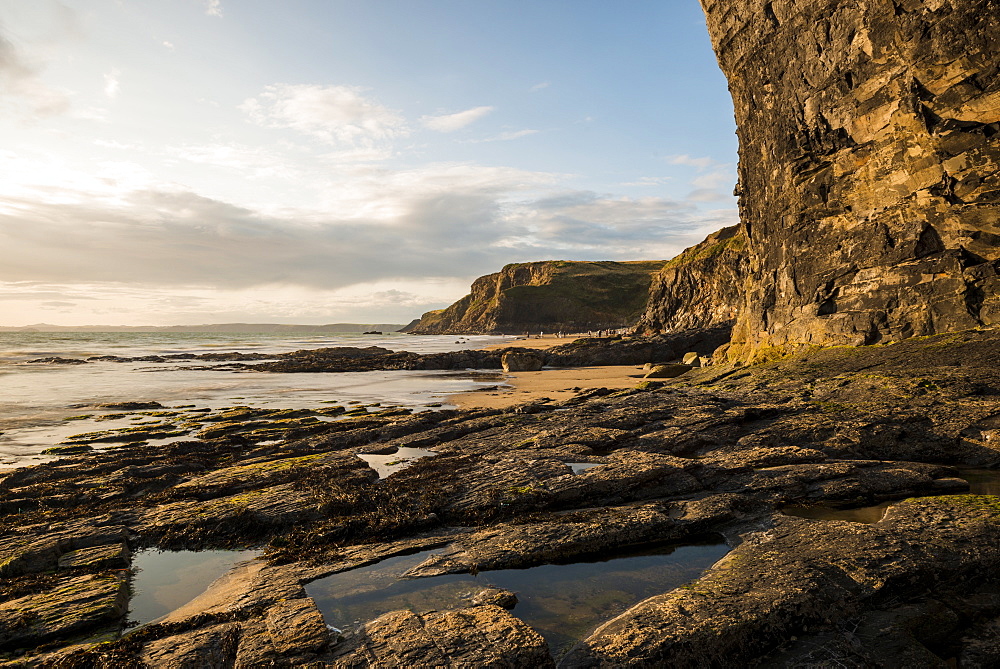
[404,260,665,334]
[635,224,746,334]
[700,0,1000,359]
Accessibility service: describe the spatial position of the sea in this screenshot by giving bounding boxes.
[0,331,513,469]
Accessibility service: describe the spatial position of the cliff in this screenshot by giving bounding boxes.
[403,260,665,334]
[699,0,1000,360]
[635,225,747,334]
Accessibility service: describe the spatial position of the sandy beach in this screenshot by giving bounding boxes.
[449,335,646,409]
[479,334,581,351]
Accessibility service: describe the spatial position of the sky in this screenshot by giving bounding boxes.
[0,0,737,326]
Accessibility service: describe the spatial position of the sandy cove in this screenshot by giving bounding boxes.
[447,335,648,410]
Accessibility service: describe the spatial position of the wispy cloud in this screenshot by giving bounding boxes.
[667,154,735,203]
[0,31,70,118]
[241,84,408,146]
[470,129,539,143]
[620,176,672,187]
[103,68,120,99]
[168,142,298,179]
[205,0,223,17]
[530,82,550,92]
[667,154,717,170]
[691,170,731,190]
[420,105,494,132]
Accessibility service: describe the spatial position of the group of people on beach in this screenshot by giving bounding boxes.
[520,328,629,339]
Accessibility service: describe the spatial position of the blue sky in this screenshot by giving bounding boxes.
[0,0,736,325]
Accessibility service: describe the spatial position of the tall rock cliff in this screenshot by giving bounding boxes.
[403,260,665,335]
[636,225,747,334]
[700,0,1000,360]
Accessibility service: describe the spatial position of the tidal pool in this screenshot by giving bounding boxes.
[356,446,437,478]
[306,539,729,657]
[958,468,1000,495]
[782,501,893,523]
[129,548,260,626]
[567,462,603,474]
[782,468,1000,524]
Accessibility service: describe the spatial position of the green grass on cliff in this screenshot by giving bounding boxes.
[409,259,666,333]
[661,227,745,270]
[499,260,665,322]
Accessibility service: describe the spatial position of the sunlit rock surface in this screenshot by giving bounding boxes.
[700,0,1000,359]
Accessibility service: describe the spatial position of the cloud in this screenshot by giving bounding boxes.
[94,139,138,150]
[205,0,223,17]
[686,188,730,202]
[420,106,494,132]
[667,154,717,170]
[619,176,672,187]
[241,84,407,146]
[168,142,300,179]
[665,155,735,202]
[470,129,539,143]
[162,41,175,50]
[103,69,120,98]
[530,82,550,92]
[0,168,734,293]
[0,31,70,117]
[690,169,732,190]
[0,279,475,326]
[0,146,738,326]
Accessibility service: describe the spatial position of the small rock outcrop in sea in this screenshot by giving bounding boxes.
[403,260,665,334]
[698,0,1000,359]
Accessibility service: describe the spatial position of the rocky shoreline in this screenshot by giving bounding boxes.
[3,329,1000,666]
[25,327,732,374]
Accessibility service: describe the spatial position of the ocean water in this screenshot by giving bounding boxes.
[0,331,513,467]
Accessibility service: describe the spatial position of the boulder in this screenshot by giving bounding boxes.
[471,587,518,609]
[644,364,692,379]
[502,350,544,372]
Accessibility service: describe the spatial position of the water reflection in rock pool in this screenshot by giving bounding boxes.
[782,501,893,523]
[356,446,437,478]
[958,468,1000,495]
[129,548,260,626]
[782,468,1000,524]
[306,539,729,657]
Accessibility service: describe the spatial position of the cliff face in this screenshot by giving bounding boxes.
[636,225,747,334]
[404,261,665,334]
[700,0,1000,359]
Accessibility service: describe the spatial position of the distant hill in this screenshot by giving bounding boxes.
[402,260,666,335]
[0,323,406,333]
